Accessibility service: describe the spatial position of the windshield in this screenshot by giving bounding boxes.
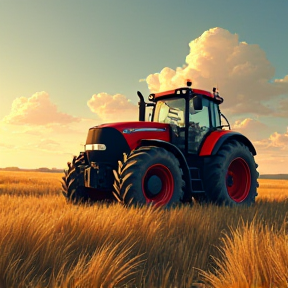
[153,96,212,154]
[153,98,185,127]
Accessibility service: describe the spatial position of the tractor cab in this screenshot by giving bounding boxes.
[139,80,225,154]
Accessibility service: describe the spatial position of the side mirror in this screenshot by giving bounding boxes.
[193,95,203,111]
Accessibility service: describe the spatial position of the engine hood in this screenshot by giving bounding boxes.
[94,121,168,130]
[90,121,171,150]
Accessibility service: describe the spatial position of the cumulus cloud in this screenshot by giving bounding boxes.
[232,118,270,141]
[87,93,138,122]
[145,27,288,117]
[254,129,288,153]
[275,75,288,83]
[3,91,79,125]
[231,119,288,172]
[252,128,288,173]
[267,130,288,150]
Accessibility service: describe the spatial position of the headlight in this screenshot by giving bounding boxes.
[84,144,106,151]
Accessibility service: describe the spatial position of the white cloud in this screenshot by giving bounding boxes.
[268,131,288,150]
[3,91,79,125]
[253,129,288,174]
[231,118,288,172]
[87,93,138,122]
[145,27,288,117]
[232,118,270,141]
[275,75,288,83]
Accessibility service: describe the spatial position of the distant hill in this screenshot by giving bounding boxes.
[259,174,288,180]
[0,167,63,173]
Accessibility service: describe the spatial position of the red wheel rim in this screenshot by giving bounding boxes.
[226,157,251,202]
[142,164,174,206]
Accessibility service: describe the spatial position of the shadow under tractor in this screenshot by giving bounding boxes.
[62,80,259,207]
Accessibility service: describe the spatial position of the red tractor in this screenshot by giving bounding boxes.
[62,81,259,206]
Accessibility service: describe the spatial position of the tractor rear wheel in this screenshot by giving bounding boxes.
[62,154,90,203]
[113,146,185,207]
[203,140,259,205]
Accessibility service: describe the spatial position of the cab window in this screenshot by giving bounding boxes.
[188,97,210,153]
[154,98,185,127]
[213,103,221,127]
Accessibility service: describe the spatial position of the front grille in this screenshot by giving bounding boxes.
[85,127,131,170]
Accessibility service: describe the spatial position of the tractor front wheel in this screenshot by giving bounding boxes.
[113,146,185,207]
[62,154,90,203]
[203,140,259,205]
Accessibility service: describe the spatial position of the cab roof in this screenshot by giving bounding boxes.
[149,87,224,104]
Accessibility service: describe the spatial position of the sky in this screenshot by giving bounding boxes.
[0,0,288,174]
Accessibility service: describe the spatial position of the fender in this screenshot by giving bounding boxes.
[199,130,257,156]
[139,139,193,201]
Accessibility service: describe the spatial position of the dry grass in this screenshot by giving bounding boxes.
[257,179,288,201]
[0,171,60,196]
[0,171,288,287]
[202,221,288,288]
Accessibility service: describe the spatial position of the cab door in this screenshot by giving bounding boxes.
[188,97,211,153]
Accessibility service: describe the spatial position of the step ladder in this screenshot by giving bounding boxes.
[189,167,205,193]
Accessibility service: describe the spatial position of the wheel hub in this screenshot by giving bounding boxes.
[226,157,251,203]
[146,175,163,195]
[142,164,174,206]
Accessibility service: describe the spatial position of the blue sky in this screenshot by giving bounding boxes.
[1,0,288,116]
[0,0,288,172]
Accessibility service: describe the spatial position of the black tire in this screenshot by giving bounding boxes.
[203,140,259,206]
[113,146,185,207]
[62,153,89,203]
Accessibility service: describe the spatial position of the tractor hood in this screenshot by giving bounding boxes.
[87,121,171,151]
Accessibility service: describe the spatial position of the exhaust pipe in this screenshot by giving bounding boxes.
[137,91,145,121]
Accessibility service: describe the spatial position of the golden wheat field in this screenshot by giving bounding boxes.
[0,171,288,288]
